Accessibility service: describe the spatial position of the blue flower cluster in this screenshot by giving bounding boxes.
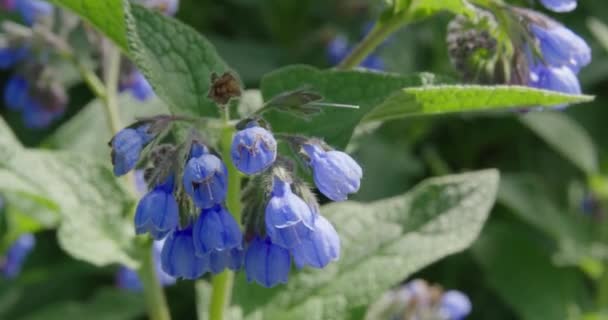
[110,118,362,287]
[1,233,36,278]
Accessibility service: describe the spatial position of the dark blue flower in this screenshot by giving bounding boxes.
[16,0,53,25]
[439,290,472,320]
[120,70,154,101]
[540,0,576,12]
[192,204,242,255]
[0,47,27,69]
[302,143,362,201]
[291,215,340,269]
[183,153,228,209]
[4,75,28,110]
[208,247,243,274]
[530,24,590,73]
[117,240,176,291]
[134,175,179,240]
[1,233,35,278]
[231,125,277,175]
[111,125,154,176]
[244,237,291,288]
[21,96,64,129]
[161,226,209,279]
[265,177,315,248]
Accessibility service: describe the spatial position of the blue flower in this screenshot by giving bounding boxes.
[291,215,340,269]
[326,34,384,70]
[529,64,581,95]
[4,75,28,110]
[244,237,291,288]
[192,204,242,255]
[111,125,154,176]
[21,96,64,129]
[530,24,590,73]
[540,0,576,12]
[16,0,53,25]
[161,226,209,279]
[208,247,243,274]
[183,153,228,209]
[143,0,179,15]
[117,240,176,291]
[439,290,472,320]
[0,47,27,69]
[1,233,35,278]
[231,125,277,175]
[134,175,179,240]
[265,177,315,248]
[302,143,362,201]
[120,70,154,101]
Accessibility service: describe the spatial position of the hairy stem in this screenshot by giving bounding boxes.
[137,240,172,320]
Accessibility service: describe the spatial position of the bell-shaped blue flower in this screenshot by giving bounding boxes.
[439,290,472,320]
[193,205,242,255]
[208,247,244,274]
[244,237,291,287]
[111,125,154,176]
[530,23,590,73]
[540,0,576,12]
[302,144,362,201]
[16,0,53,25]
[529,64,581,95]
[161,226,209,279]
[183,153,228,209]
[4,75,28,111]
[231,125,277,175]
[120,70,154,101]
[134,176,179,240]
[291,215,340,269]
[1,233,35,278]
[265,177,315,248]
[0,47,27,69]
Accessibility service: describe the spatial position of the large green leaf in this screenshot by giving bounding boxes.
[520,112,598,174]
[0,118,137,267]
[261,66,444,148]
[48,0,128,51]
[125,4,232,118]
[234,169,499,320]
[366,85,594,121]
[473,220,584,320]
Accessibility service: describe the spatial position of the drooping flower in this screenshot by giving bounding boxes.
[117,240,176,291]
[265,177,315,248]
[120,70,154,102]
[161,226,209,279]
[207,247,243,274]
[15,0,53,25]
[110,124,154,176]
[134,175,179,240]
[302,143,362,201]
[439,290,473,320]
[529,64,581,95]
[4,75,28,110]
[540,0,576,12]
[1,233,35,278]
[183,153,228,209]
[192,204,242,256]
[244,236,291,288]
[291,215,340,269]
[529,23,590,73]
[0,47,27,69]
[231,125,277,175]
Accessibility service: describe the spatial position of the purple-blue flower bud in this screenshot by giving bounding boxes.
[134,176,179,240]
[111,125,154,176]
[16,0,53,25]
[302,144,362,201]
[193,204,242,256]
[265,177,315,248]
[244,237,291,288]
[1,233,35,278]
[231,125,277,175]
[183,153,228,209]
[540,0,576,12]
[161,226,209,279]
[440,290,472,320]
[291,215,340,269]
[0,47,27,69]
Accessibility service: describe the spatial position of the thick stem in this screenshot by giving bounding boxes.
[208,114,242,320]
[138,241,172,320]
[336,16,405,70]
[103,43,124,136]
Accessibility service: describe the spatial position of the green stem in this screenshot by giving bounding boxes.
[103,44,124,136]
[208,113,242,320]
[336,15,406,70]
[137,240,172,320]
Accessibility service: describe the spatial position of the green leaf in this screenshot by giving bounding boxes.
[520,111,598,174]
[473,220,584,320]
[261,65,444,148]
[398,0,474,18]
[0,118,137,267]
[47,0,128,51]
[588,17,608,53]
[234,169,499,320]
[45,94,169,156]
[365,85,594,121]
[125,4,232,118]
